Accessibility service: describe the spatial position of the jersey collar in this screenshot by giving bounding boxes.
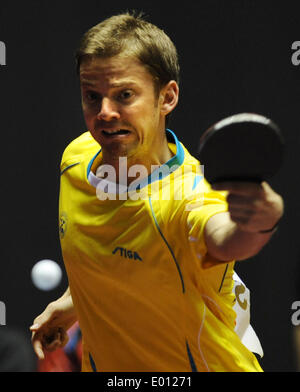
[87,129,185,190]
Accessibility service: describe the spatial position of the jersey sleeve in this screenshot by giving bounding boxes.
[185,178,231,267]
[60,132,98,174]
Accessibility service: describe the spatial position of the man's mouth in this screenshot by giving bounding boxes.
[102,129,131,137]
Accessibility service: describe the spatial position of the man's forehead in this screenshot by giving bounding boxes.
[80,78,138,89]
[80,72,139,88]
[80,67,126,86]
[80,56,141,77]
[79,57,152,88]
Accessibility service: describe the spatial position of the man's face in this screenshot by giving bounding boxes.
[80,55,174,161]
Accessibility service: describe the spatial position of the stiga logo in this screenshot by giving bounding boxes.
[0,301,6,325]
[112,247,142,261]
[0,41,6,65]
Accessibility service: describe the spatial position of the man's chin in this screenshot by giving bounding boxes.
[100,140,139,160]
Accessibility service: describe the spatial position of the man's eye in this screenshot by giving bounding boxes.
[85,92,99,102]
[118,90,134,101]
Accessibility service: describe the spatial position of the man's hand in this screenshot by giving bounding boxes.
[212,181,284,233]
[204,181,284,263]
[30,288,77,360]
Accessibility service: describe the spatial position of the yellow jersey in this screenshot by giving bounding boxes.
[58,129,262,372]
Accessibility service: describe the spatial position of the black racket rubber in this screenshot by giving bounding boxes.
[197,113,284,184]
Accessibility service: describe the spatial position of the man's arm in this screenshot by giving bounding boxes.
[30,287,78,360]
[204,181,284,263]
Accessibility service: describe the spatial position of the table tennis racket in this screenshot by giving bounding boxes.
[197,113,284,184]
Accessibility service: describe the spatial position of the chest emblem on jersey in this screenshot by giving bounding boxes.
[59,212,68,239]
[112,247,142,261]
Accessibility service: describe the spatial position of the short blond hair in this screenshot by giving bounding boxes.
[75,11,180,96]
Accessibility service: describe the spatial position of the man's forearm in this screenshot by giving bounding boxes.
[204,212,276,262]
[61,286,72,300]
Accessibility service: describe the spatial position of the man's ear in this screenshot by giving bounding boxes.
[160,80,179,116]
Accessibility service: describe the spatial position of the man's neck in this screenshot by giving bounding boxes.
[99,139,173,186]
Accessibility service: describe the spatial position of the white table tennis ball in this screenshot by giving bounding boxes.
[31,259,62,291]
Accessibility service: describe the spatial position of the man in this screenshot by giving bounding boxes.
[30,12,283,372]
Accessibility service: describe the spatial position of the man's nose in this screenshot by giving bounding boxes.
[96,97,120,121]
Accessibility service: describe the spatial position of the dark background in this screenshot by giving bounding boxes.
[0,0,299,372]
